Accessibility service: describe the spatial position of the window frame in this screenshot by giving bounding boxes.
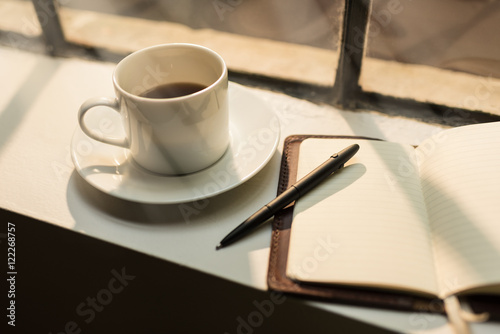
[9,0,500,126]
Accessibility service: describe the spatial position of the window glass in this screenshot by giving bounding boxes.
[57,0,345,87]
[0,0,41,44]
[361,0,500,116]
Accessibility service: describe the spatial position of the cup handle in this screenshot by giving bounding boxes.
[78,97,129,148]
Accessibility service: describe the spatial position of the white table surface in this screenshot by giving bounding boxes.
[1,46,498,333]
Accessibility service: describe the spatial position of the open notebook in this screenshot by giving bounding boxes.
[268,122,500,318]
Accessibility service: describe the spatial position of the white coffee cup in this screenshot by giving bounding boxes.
[78,43,229,175]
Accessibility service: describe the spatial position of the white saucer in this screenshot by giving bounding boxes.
[71,83,280,204]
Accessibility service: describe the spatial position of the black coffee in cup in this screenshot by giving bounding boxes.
[140,82,207,99]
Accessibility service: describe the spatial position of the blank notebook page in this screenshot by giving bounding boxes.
[286,139,439,296]
[419,122,500,298]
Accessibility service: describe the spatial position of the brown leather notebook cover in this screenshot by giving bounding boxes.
[267,135,500,318]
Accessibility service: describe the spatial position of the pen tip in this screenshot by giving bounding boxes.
[216,243,222,251]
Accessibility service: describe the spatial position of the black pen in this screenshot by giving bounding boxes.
[216,143,360,250]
